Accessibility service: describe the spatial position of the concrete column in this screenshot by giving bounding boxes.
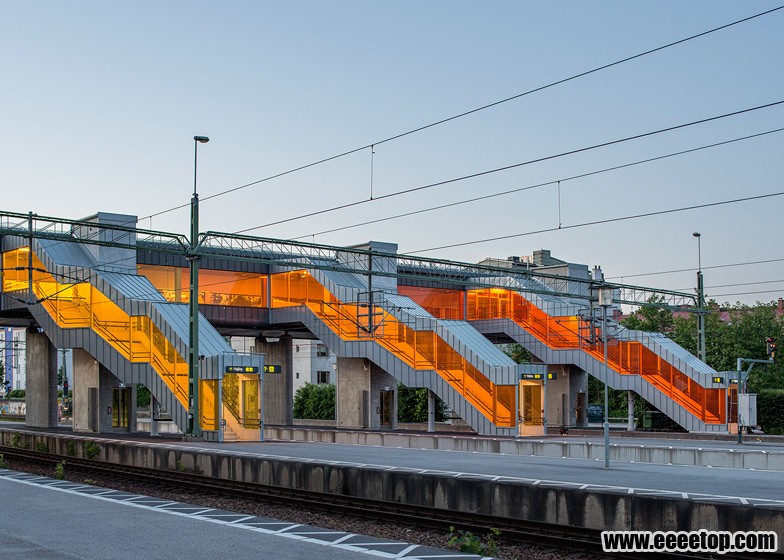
[369,363,397,430]
[72,349,98,432]
[627,390,636,431]
[25,329,58,428]
[427,389,436,432]
[72,349,121,433]
[336,357,368,429]
[255,334,293,425]
[568,365,589,427]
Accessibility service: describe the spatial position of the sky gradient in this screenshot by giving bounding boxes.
[2,1,783,305]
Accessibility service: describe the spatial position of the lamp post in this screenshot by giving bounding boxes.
[187,135,209,438]
[693,232,706,363]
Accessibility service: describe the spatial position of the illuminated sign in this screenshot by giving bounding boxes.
[712,376,724,384]
[225,366,260,374]
[264,365,281,374]
[521,372,556,381]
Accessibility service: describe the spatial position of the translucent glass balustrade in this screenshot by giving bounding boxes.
[401,285,725,425]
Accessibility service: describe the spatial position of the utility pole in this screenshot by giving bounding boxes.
[693,232,707,363]
[187,135,209,438]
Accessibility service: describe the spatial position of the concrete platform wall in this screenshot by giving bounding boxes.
[264,427,784,471]
[2,428,782,544]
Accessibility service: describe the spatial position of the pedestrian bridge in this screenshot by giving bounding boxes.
[0,211,730,439]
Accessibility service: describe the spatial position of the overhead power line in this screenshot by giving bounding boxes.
[406,190,784,254]
[608,257,784,280]
[137,5,784,223]
[292,126,784,241]
[710,288,784,299]
[234,100,784,235]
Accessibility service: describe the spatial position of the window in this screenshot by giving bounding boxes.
[317,371,330,384]
[316,344,328,357]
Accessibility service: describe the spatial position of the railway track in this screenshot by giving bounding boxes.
[0,445,767,559]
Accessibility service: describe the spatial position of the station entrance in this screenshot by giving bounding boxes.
[518,380,544,436]
[221,373,261,441]
[111,387,132,432]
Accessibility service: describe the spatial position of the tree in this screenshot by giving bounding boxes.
[137,384,151,408]
[397,384,445,423]
[293,383,336,420]
[621,295,673,333]
[502,343,532,364]
[0,360,6,395]
[670,300,784,391]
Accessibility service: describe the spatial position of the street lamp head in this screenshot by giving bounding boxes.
[692,232,701,238]
[194,136,210,143]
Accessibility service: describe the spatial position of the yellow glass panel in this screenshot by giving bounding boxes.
[200,379,219,430]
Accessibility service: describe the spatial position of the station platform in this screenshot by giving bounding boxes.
[263,425,784,472]
[0,468,482,560]
[2,423,782,551]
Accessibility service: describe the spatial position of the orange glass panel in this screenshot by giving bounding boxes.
[138,264,267,307]
[463,285,725,424]
[8,251,190,409]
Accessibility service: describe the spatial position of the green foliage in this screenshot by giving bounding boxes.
[293,383,336,420]
[66,440,76,457]
[36,442,49,453]
[54,460,66,480]
[757,390,784,434]
[82,478,97,485]
[668,301,784,389]
[11,433,21,448]
[84,441,101,460]
[503,343,532,364]
[622,299,784,428]
[397,384,445,423]
[175,460,187,472]
[447,526,500,556]
[137,384,151,408]
[7,389,25,399]
[57,365,66,387]
[0,454,9,469]
[622,296,674,333]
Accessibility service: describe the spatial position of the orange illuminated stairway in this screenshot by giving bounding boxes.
[399,285,727,430]
[1,246,250,436]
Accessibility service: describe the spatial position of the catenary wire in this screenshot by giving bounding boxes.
[136,5,784,223]
[405,190,784,254]
[234,100,784,234]
[291,126,784,240]
[608,258,784,280]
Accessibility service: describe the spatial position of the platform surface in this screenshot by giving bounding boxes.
[0,469,482,560]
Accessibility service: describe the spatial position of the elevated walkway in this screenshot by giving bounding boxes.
[400,285,728,432]
[1,239,261,439]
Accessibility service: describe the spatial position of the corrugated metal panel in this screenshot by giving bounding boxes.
[99,271,166,302]
[439,320,515,366]
[382,294,433,318]
[152,302,232,355]
[37,238,96,267]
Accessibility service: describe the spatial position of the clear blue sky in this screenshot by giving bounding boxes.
[2,1,782,305]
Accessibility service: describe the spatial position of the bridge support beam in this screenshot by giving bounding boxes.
[25,329,58,428]
[255,334,293,426]
[336,358,397,430]
[72,349,132,433]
